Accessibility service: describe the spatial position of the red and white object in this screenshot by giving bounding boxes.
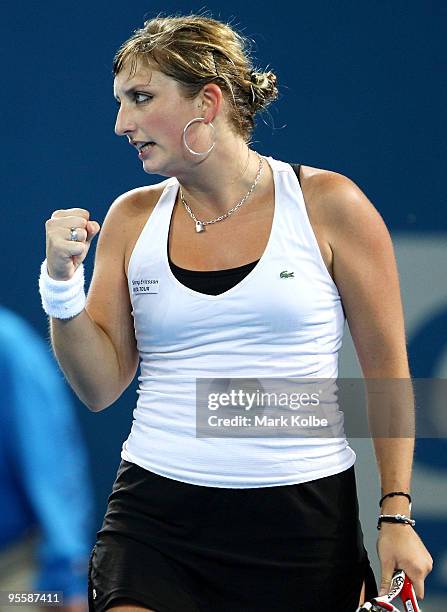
[357,570,421,611]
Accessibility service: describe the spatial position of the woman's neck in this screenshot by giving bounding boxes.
[176,143,266,217]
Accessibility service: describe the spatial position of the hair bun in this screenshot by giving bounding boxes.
[249,70,270,89]
[248,70,278,111]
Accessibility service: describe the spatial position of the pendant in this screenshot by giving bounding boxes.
[195,221,205,233]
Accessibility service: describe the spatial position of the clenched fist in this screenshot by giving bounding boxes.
[45,208,101,280]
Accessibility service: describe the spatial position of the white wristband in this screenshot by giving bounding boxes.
[39,259,86,319]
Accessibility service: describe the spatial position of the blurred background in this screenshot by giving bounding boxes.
[1,1,446,609]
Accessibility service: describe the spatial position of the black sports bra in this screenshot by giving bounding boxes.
[168,254,259,296]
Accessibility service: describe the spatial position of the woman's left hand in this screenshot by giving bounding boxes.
[377,523,433,599]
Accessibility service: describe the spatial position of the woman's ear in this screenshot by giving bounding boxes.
[199,82,223,124]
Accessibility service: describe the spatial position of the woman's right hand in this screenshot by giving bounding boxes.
[45,208,101,280]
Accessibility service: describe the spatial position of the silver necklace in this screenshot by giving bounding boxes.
[179,153,264,233]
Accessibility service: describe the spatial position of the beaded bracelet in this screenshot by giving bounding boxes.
[377,514,416,530]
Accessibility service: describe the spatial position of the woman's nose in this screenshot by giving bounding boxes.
[114,105,137,136]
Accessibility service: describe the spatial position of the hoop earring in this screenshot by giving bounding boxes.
[182,117,215,157]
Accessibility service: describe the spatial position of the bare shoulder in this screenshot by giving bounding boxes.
[300,163,366,209]
[108,180,170,223]
[99,181,171,274]
[299,164,388,248]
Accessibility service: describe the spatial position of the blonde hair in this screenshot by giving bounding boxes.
[113,14,278,142]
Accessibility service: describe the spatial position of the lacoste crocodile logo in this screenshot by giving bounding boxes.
[280,270,295,278]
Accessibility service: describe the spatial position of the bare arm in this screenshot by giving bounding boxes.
[47,194,140,412]
[325,175,414,496]
[312,172,432,598]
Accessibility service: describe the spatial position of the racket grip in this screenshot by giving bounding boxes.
[399,574,421,611]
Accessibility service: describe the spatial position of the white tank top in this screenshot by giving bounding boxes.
[122,156,356,487]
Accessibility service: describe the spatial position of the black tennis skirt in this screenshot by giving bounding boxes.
[88,460,377,612]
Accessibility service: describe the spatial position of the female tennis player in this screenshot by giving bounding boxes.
[39,14,432,612]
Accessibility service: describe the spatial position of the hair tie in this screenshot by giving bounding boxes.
[379,491,412,507]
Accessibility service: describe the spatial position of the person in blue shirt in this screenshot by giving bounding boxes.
[0,306,93,611]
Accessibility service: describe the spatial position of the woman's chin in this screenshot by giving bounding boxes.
[142,156,178,178]
[141,157,162,174]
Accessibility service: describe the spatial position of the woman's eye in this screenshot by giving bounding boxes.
[135,93,152,103]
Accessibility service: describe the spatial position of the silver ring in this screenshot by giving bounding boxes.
[69,227,79,241]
